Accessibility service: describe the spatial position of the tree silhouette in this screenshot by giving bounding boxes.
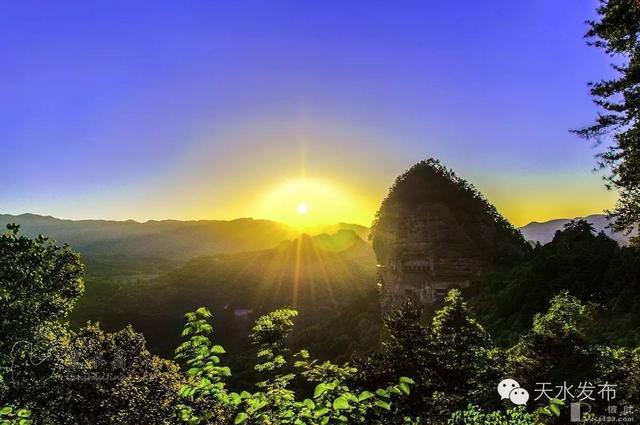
[574,0,640,232]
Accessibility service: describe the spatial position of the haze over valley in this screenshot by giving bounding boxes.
[1,209,632,365]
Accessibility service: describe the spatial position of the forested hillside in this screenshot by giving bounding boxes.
[519,214,638,246]
[69,230,381,385]
[0,214,368,260]
[4,220,640,424]
[471,220,640,347]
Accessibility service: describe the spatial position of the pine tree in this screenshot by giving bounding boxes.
[575,0,640,231]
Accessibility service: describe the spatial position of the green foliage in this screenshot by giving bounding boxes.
[46,324,182,424]
[175,307,415,424]
[531,291,588,339]
[370,159,529,264]
[6,157,640,423]
[587,345,640,421]
[5,219,640,423]
[0,226,182,424]
[0,224,83,350]
[428,290,501,415]
[251,308,298,375]
[574,0,640,231]
[506,291,594,390]
[448,398,565,425]
[448,405,535,425]
[4,322,183,425]
[175,307,233,424]
[0,404,31,425]
[472,220,640,347]
[354,290,501,421]
[68,230,380,370]
[0,373,31,425]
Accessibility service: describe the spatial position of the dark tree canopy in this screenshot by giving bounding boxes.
[353,290,500,421]
[0,224,84,346]
[371,158,529,263]
[471,220,640,348]
[575,0,640,231]
[43,324,182,425]
[0,226,183,424]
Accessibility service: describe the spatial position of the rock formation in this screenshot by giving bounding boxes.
[371,159,528,311]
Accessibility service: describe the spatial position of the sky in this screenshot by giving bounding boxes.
[0,0,619,227]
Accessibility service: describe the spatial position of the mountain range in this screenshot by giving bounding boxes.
[0,213,369,260]
[3,212,634,252]
[3,212,636,268]
[1,211,635,377]
[518,213,637,246]
[3,213,635,263]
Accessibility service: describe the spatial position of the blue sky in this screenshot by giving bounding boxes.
[0,0,617,226]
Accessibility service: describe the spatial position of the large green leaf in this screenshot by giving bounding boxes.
[375,400,391,411]
[333,397,350,410]
[358,391,374,401]
[210,345,226,354]
[314,383,327,398]
[399,376,415,384]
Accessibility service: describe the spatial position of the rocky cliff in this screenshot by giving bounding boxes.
[371,159,529,311]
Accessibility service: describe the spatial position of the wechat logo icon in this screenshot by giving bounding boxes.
[498,379,529,406]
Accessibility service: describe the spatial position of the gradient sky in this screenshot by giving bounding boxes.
[0,0,618,227]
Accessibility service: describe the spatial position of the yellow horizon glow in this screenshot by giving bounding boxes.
[254,178,373,228]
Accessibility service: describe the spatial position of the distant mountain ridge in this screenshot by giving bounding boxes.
[1,214,377,362]
[519,214,637,246]
[5,212,632,256]
[0,213,369,260]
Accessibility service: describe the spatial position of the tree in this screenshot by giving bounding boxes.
[371,159,529,265]
[354,300,428,388]
[49,324,182,424]
[448,400,565,425]
[427,290,501,418]
[0,224,83,354]
[590,345,640,422]
[354,290,500,421]
[4,322,183,425]
[0,403,31,425]
[506,291,594,391]
[174,307,415,425]
[0,224,83,422]
[574,0,640,232]
[0,226,182,424]
[471,220,632,347]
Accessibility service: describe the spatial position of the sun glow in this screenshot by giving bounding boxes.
[255,178,370,228]
[296,203,309,215]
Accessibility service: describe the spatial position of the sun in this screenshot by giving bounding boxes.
[296,203,309,215]
[254,178,372,228]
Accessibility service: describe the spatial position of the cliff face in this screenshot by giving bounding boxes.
[372,159,528,311]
